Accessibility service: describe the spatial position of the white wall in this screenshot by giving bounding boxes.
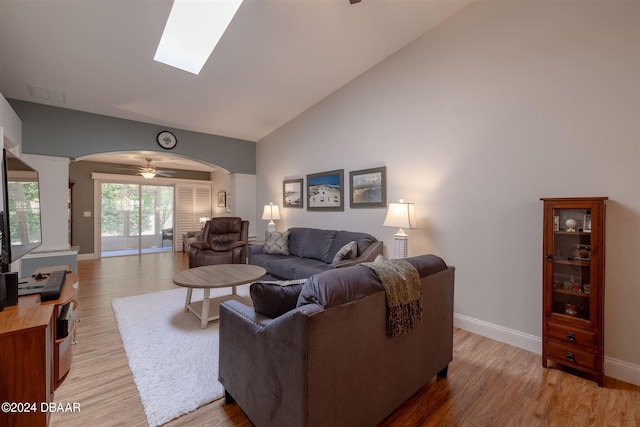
[0,92,21,148]
[257,1,640,383]
[231,173,257,239]
[211,170,257,238]
[22,154,70,251]
[211,169,231,219]
[1,94,71,270]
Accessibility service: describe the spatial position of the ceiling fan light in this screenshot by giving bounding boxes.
[141,170,156,179]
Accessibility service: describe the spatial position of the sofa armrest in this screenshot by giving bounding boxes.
[190,241,211,250]
[249,244,264,255]
[248,244,264,264]
[221,299,271,325]
[222,299,323,327]
[333,240,383,268]
[211,240,247,252]
[219,300,323,426]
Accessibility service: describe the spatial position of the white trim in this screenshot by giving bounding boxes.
[22,248,78,259]
[454,313,640,386]
[91,172,211,185]
[0,92,22,147]
[454,313,541,354]
[604,356,640,386]
[94,179,100,256]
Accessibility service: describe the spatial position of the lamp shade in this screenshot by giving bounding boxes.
[383,200,418,231]
[383,199,418,259]
[261,203,281,221]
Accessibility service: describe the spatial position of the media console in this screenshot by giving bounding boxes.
[0,272,78,427]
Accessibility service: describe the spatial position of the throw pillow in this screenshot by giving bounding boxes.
[250,279,307,318]
[332,240,357,264]
[263,230,290,255]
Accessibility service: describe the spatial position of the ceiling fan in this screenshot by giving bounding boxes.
[136,158,176,179]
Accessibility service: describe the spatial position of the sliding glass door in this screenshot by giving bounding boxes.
[100,182,174,257]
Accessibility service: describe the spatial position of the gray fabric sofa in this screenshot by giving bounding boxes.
[248,227,383,279]
[219,254,455,427]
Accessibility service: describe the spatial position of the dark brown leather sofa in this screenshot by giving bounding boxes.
[188,217,248,268]
[219,254,455,427]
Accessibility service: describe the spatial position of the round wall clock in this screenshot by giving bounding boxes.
[157,131,177,149]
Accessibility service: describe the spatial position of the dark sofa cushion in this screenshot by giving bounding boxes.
[267,256,335,280]
[247,252,282,272]
[296,265,382,309]
[300,229,337,263]
[404,254,447,277]
[250,279,307,318]
[295,254,449,309]
[287,228,310,257]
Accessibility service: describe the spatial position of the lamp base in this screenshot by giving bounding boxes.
[267,221,276,233]
[392,234,408,259]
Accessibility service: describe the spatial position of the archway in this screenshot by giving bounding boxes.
[71,151,230,258]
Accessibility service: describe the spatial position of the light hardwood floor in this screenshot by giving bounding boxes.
[50,252,639,427]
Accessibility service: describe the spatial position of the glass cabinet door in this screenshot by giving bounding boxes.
[549,207,594,322]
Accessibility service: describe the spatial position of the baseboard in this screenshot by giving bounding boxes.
[454,313,541,354]
[454,313,640,386]
[77,253,97,261]
[603,356,640,386]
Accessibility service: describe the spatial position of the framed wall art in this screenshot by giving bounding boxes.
[217,190,226,207]
[283,178,304,208]
[349,166,386,209]
[307,169,344,211]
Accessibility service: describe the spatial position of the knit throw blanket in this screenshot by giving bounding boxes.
[363,258,422,337]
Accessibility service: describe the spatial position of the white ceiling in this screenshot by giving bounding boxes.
[0,0,472,167]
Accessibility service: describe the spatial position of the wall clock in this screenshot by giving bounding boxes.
[157,131,177,149]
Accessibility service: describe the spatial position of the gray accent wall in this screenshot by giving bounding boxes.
[8,99,256,174]
[8,99,257,255]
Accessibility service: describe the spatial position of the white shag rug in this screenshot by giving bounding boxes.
[112,287,239,426]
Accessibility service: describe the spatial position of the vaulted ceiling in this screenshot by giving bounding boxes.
[0,0,472,145]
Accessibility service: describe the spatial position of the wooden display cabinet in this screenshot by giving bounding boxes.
[0,273,78,426]
[0,304,53,427]
[541,197,606,386]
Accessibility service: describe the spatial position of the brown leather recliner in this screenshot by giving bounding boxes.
[189,217,249,268]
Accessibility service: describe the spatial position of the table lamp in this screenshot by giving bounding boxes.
[383,199,418,259]
[262,203,281,233]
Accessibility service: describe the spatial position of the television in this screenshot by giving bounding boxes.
[0,149,42,271]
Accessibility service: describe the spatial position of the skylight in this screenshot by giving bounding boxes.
[154,0,243,75]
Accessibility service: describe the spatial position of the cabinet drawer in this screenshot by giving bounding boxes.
[546,341,598,371]
[546,322,597,350]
